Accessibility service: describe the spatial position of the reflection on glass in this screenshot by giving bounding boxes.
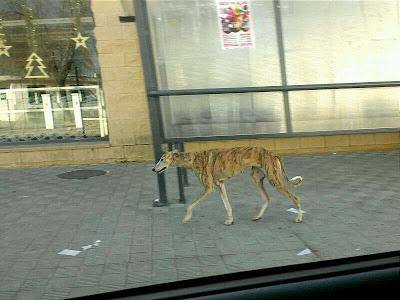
[281,0,400,84]
[0,87,108,143]
[0,0,108,144]
[148,0,281,89]
[161,92,286,138]
[290,87,400,132]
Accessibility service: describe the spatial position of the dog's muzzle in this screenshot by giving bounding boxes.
[152,166,167,174]
[153,159,168,174]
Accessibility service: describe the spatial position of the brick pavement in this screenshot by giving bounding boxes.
[0,150,399,299]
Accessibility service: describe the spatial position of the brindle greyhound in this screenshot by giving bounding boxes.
[152,147,303,225]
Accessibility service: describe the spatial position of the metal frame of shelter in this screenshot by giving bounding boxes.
[133,0,400,206]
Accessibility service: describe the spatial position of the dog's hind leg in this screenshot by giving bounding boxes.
[216,181,234,225]
[274,184,303,223]
[182,185,213,224]
[250,167,270,221]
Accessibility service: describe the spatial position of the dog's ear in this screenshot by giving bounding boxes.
[171,150,179,159]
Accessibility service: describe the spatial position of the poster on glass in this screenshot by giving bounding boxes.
[217,0,254,49]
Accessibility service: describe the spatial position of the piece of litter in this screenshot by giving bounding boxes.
[297,248,312,256]
[58,249,81,256]
[22,196,29,198]
[355,248,361,251]
[287,208,306,214]
[82,240,102,250]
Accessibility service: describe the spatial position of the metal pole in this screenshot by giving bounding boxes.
[168,143,186,203]
[134,0,168,206]
[148,81,400,97]
[174,143,186,203]
[273,0,292,133]
[178,142,189,186]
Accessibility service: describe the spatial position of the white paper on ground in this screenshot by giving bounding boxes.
[297,248,312,256]
[82,240,102,250]
[287,208,306,214]
[58,249,81,256]
[82,240,101,250]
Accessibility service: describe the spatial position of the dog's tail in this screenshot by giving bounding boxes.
[276,156,303,187]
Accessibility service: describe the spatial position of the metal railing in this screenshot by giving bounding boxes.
[0,85,108,139]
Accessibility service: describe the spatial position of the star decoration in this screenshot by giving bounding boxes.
[71,31,89,49]
[0,39,12,57]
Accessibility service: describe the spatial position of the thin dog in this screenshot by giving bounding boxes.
[152,147,303,225]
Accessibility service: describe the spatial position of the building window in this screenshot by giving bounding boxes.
[0,0,108,144]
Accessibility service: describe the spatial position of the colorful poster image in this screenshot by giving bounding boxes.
[217,1,254,49]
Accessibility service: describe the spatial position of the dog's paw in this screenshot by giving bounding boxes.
[182,216,192,224]
[252,215,262,221]
[295,217,303,223]
[224,219,234,225]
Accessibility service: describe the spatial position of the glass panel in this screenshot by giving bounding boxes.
[290,87,400,132]
[0,0,108,144]
[0,87,107,143]
[161,92,286,138]
[281,0,400,84]
[148,0,281,89]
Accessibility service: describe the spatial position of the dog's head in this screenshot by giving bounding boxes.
[152,150,179,174]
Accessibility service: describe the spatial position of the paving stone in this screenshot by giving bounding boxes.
[68,286,99,298]
[102,263,126,275]
[98,273,126,293]
[0,150,398,298]
[0,291,17,300]
[41,288,71,300]
[152,258,176,271]
[0,279,24,291]
[53,267,80,278]
[14,287,46,300]
[46,277,76,289]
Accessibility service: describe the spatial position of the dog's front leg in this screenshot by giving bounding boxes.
[182,188,212,224]
[217,181,233,225]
